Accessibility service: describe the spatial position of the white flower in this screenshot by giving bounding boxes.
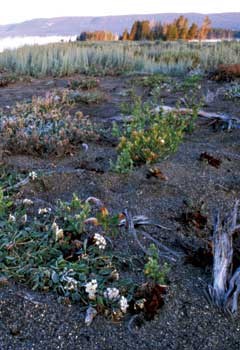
[38,207,51,215]
[63,276,78,291]
[119,296,129,313]
[85,279,98,300]
[110,269,119,281]
[104,287,120,301]
[29,171,37,180]
[23,198,34,206]
[52,222,64,241]
[8,214,16,223]
[159,138,165,145]
[21,214,28,224]
[93,233,107,250]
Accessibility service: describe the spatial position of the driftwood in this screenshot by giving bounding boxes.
[208,200,240,313]
[109,106,240,131]
[122,209,181,262]
[154,105,240,131]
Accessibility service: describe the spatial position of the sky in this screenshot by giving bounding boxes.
[0,0,239,25]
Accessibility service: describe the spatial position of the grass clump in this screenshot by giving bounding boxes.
[68,77,100,90]
[113,97,195,173]
[67,90,107,105]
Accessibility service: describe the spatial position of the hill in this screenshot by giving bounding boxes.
[0,13,240,37]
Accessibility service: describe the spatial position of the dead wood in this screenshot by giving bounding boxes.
[208,200,240,313]
[154,105,240,131]
[122,209,181,262]
[110,106,240,131]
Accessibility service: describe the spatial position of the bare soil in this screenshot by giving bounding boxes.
[0,75,240,350]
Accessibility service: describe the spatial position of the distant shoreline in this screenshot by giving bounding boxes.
[0,36,77,53]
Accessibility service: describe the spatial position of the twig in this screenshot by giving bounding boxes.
[122,209,179,262]
[127,314,142,335]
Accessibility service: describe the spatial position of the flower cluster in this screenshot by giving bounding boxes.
[119,296,129,313]
[93,233,107,250]
[29,171,38,180]
[8,214,16,223]
[63,276,78,291]
[104,287,120,301]
[51,222,64,241]
[38,208,51,215]
[22,198,34,206]
[85,279,98,300]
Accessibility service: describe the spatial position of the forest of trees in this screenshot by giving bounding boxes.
[120,16,212,41]
[77,16,240,42]
[77,31,118,41]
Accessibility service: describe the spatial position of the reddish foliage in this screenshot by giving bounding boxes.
[133,283,167,320]
[146,167,168,180]
[209,64,240,82]
[200,152,222,168]
[178,210,208,230]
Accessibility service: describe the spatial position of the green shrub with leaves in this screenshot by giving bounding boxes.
[113,97,195,173]
[144,245,169,284]
[181,74,202,90]
[68,77,100,90]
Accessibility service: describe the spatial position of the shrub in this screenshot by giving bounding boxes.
[113,98,195,173]
[0,91,96,156]
[209,64,240,82]
[68,77,100,90]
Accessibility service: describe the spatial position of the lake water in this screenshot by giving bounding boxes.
[0,36,77,52]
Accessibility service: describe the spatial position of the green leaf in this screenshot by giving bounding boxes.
[51,271,59,284]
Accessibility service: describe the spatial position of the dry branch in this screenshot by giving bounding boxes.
[155,105,240,130]
[110,106,240,130]
[122,209,181,262]
[208,200,240,313]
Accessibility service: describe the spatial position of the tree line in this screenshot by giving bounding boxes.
[77,31,118,41]
[121,16,211,41]
[77,16,240,42]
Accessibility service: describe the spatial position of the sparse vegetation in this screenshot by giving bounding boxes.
[0,35,240,348]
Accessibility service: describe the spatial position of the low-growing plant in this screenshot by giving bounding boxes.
[68,77,100,90]
[181,74,202,90]
[0,73,18,87]
[67,90,107,104]
[113,97,195,173]
[224,83,240,100]
[144,244,169,284]
[0,191,169,320]
[135,74,171,89]
[0,91,97,156]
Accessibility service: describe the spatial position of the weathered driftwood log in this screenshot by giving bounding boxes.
[109,106,240,130]
[208,200,240,313]
[154,106,240,130]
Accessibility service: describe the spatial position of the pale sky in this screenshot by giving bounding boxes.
[0,0,239,25]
